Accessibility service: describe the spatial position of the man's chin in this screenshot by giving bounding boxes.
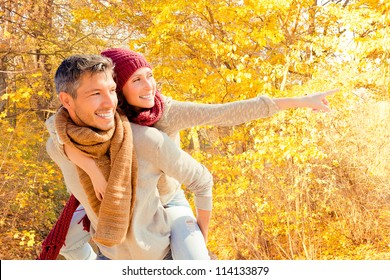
[95,120,115,131]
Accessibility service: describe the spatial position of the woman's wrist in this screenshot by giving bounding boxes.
[273,96,305,110]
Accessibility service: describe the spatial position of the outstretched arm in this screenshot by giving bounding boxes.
[154,95,279,136]
[64,144,107,201]
[155,90,337,136]
[273,89,337,111]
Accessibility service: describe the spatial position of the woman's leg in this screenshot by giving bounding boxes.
[60,205,97,260]
[165,189,210,260]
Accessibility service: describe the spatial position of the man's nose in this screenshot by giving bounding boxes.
[102,91,117,107]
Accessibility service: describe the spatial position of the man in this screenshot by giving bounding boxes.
[43,54,213,259]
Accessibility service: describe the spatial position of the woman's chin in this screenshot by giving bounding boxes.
[142,100,155,109]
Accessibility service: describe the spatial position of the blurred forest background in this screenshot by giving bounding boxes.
[0,0,389,260]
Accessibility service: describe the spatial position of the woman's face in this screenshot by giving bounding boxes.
[121,67,156,111]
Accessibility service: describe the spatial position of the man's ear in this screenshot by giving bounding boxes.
[58,92,73,109]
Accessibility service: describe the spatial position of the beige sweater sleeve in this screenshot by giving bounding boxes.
[154,95,280,136]
[157,145,213,211]
[132,124,213,211]
[156,137,213,211]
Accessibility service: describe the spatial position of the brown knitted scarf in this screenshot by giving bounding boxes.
[54,107,137,247]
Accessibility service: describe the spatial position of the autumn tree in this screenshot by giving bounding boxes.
[0,0,388,259]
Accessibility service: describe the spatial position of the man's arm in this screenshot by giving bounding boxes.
[138,125,213,241]
[196,208,211,242]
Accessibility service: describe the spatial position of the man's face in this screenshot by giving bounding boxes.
[60,71,118,131]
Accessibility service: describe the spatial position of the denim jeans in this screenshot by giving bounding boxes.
[59,205,97,260]
[165,189,210,260]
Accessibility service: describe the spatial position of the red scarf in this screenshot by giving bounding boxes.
[123,90,165,126]
[37,195,82,259]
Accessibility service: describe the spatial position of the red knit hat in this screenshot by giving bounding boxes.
[101,48,151,91]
